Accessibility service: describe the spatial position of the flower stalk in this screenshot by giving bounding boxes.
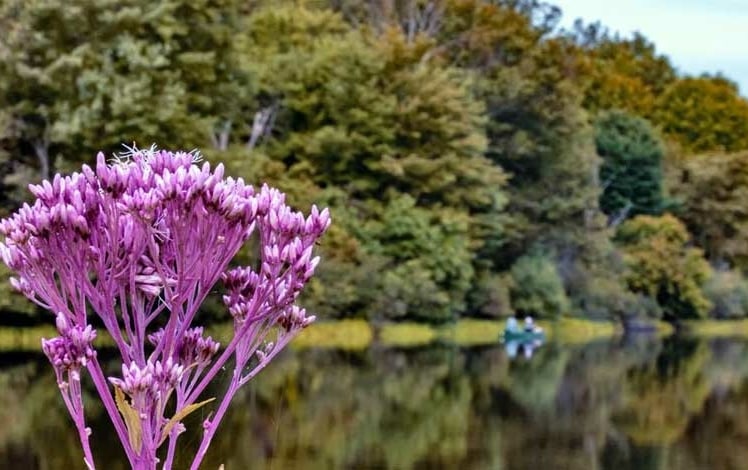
[0,147,329,469]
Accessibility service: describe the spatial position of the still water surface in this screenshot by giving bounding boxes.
[1,336,746,469]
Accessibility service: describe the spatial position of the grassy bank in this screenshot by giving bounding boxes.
[681,319,748,338]
[539,317,622,345]
[292,317,627,349]
[0,325,56,352]
[0,317,676,352]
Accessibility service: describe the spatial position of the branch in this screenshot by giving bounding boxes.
[246,105,277,150]
[32,137,50,180]
[210,120,232,151]
[608,201,633,228]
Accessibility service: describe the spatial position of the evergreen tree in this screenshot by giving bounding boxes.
[595,110,665,223]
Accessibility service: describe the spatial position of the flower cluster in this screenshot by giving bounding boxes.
[0,146,329,470]
[109,359,185,403]
[221,200,328,328]
[177,327,221,368]
[277,305,316,332]
[41,313,97,385]
[149,327,220,369]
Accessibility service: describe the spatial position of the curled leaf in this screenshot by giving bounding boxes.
[159,397,216,445]
[114,386,142,454]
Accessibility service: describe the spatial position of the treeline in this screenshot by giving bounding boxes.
[2,0,748,323]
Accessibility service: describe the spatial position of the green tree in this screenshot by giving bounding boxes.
[509,252,570,318]
[365,194,474,321]
[595,110,665,222]
[432,1,608,279]
[444,2,636,320]
[704,270,748,319]
[237,5,507,213]
[670,151,748,267]
[616,214,712,320]
[0,0,249,177]
[215,4,508,320]
[326,0,608,271]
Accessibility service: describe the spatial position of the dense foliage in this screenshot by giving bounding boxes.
[1,0,748,323]
[509,253,570,318]
[616,215,712,320]
[670,151,748,268]
[595,110,664,222]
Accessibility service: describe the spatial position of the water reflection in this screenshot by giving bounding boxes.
[2,337,748,469]
[504,339,543,359]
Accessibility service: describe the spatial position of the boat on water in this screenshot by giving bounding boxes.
[502,328,545,343]
[501,316,545,343]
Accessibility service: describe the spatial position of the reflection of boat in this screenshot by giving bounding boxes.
[622,319,659,334]
[501,319,545,358]
[504,337,544,359]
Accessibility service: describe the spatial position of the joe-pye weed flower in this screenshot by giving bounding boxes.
[0,146,330,469]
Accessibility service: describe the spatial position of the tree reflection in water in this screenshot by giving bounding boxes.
[0,337,747,469]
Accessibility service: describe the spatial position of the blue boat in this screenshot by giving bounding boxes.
[502,328,545,343]
[501,316,545,343]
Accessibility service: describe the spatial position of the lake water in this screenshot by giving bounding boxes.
[1,336,746,469]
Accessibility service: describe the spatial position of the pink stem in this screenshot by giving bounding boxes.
[75,418,96,470]
[162,427,180,470]
[189,376,241,470]
[61,379,96,469]
[86,358,136,465]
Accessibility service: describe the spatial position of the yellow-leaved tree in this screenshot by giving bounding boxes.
[616,214,712,320]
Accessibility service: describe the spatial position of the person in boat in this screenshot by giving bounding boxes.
[524,316,543,334]
[505,316,520,334]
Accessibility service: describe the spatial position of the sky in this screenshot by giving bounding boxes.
[552,0,748,95]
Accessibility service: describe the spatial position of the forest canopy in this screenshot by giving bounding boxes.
[1,0,747,323]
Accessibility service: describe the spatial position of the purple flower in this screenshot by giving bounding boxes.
[0,146,329,470]
[42,313,97,382]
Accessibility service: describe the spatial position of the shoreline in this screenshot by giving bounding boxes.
[3,318,748,352]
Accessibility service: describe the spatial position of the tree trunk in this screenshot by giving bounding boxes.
[246,106,276,150]
[211,120,232,151]
[32,138,50,180]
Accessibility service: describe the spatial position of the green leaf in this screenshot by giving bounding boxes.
[114,386,143,454]
[159,397,216,445]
